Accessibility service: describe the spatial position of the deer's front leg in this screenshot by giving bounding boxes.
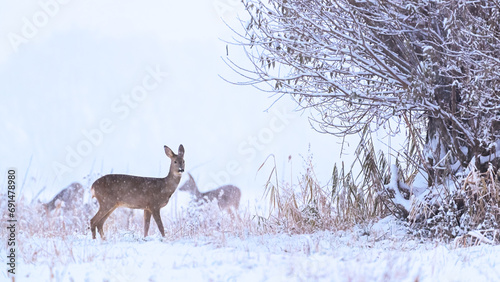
[144,210,152,237]
[151,209,165,237]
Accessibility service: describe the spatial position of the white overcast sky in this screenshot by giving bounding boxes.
[0,0,346,203]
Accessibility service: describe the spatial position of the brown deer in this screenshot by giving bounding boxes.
[178,173,241,218]
[44,182,84,212]
[90,144,185,239]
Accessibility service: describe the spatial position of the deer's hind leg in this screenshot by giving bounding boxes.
[90,203,117,240]
[91,205,109,239]
[96,205,118,239]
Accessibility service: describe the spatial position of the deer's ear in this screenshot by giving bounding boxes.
[164,145,175,158]
[178,144,185,158]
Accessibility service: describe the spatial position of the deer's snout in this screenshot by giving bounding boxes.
[178,168,184,173]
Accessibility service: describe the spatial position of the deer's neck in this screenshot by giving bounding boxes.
[164,171,182,194]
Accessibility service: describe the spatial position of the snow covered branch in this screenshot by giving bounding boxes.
[229,0,500,175]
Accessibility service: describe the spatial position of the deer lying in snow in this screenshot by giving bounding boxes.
[178,173,241,219]
[90,144,185,239]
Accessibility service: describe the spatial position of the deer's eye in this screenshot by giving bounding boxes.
[175,161,177,164]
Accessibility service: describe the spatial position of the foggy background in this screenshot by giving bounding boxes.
[0,0,347,205]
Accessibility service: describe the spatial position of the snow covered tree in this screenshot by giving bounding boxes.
[228,0,500,233]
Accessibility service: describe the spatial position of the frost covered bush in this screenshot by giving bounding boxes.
[410,166,500,243]
[180,200,226,236]
[170,195,257,242]
[229,0,500,243]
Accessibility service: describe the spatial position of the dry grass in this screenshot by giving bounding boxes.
[0,179,265,271]
[410,164,500,244]
[460,165,500,229]
[257,146,388,234]
[257,154,337,234]
[0,186,259,240]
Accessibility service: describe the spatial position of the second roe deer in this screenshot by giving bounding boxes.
[90,144,185,239]
[44,182,84,212]
[179,173,241,218]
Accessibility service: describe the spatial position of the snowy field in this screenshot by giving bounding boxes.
[3,215,499,282]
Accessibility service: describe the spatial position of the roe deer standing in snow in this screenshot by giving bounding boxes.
[90,144,185,239]
[179,173,241,218]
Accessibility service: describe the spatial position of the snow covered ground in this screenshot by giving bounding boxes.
[5,216,499,282]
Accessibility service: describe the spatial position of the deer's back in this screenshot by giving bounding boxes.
[92,174,168,209]
[45,182,83,211]
[204,185,241,209]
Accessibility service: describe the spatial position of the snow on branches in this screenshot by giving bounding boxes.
[229,0,500,174]
[228,0,500,236]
